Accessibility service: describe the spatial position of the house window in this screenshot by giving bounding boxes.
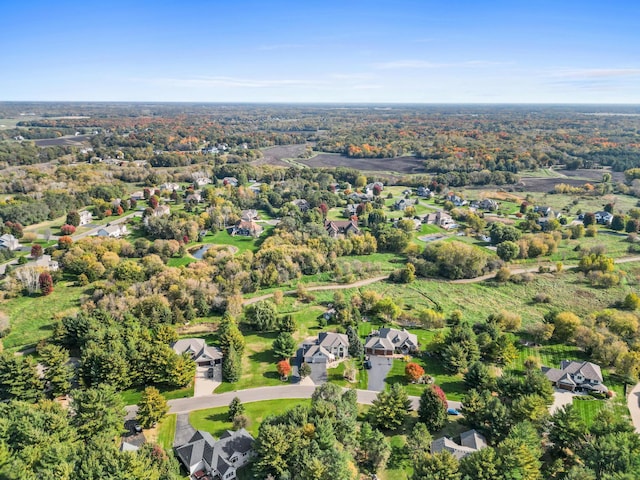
[230,456,238,463]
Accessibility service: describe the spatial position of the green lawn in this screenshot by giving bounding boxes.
[120,384,194,406]
[386,358,466,401]
[511,343,588,373]
[199,227,273,254]
[573,397,606,426]
[190,398,312,438]
[327,361,368,390]
[157,414,177,451]
[167,256,198,267]
[1,280,83,351]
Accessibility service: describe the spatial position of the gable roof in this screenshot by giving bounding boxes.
[560,360,603,383]
[431,430,486,460]
[318,332,349,349]
[172,338,223,363]
[175,429,254,475]
[459,429,487,450]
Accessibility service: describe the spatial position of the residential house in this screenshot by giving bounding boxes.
[365,182,384,196]
[542,360,607,393]
[231,220,263,237]
[325,219,360,238]
[144,205,171,226]
[417,186,433,198]
[291,199,310,212]
[130,191,145,201]
[534,206,552,217]
[240,209,259,221]
[364,328,418,356]
[160,182,181,191]
[172,338,223,366]
[175,429,255,480]
[96,224,128,238]
[594,211,614,225]
[185,192,203,204]
[194,177,212,187]
[31,254,59,272]
[0,234,21,251]
[394,198,413,211]
[223,177,238,187]
[402,189,412,195]
[445,193,466,207]
[344,204,359,217]
[79,210,93,226]
[431,430,487,460]
[478,199,499,211]
[248,182,262,194]
[303,332,349,365]
[424,211,457,229]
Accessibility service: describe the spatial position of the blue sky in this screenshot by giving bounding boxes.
[1,0,639,103]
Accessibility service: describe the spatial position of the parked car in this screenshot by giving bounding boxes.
[447,408,460,415]
[207,367,215,378]
[363,360,372,369]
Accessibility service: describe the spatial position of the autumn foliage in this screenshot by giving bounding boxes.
[432,384,448,409]
[277,360,291,379]
[405,362,425,382]
[30,244,43,259]
[60,224,76,235]
[38,272,53,296]
[58,236,73,249]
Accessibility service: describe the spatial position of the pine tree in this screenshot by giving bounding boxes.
[368,383,412,431]
[38,344,73,398]
[418,385,448,432]
[137,386,168,428]
[272,332,296,360]
[412,451,461,480]
[228,396,245,421]
[346,326,364,359]
[222,343,241,383]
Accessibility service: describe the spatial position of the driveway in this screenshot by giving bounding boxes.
[550,388,577,414]
[367,355,393,392]
[295,347,326,385]
[194,364,221,397]
[627,382,640,434]
[173,413,196,447]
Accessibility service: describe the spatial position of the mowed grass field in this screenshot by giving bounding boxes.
[1,280,83,351]
[190,398,311,438]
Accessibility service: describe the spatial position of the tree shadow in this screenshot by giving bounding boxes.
[249,349,277,364]
[205,411,229,424]
[386,440,409,470]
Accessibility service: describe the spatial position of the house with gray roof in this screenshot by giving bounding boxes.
[365,328,419,356]
[303,332,349,365]
[431,429,487,460]
[542,360,607,393]
[175,429,254,479]
[0,234,21,251]
[96,224,128,238]
[172,338,223,366]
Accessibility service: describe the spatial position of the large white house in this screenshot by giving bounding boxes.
[172,338,223,366]
[365,328,419,356]
[79,210,93,226]
[542,360,607,393]
[0,234,21,251]
[96,224,128,238]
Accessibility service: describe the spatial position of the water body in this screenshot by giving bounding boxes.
[190,244,213,259]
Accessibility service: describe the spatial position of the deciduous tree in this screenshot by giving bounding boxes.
[137,386,168,428]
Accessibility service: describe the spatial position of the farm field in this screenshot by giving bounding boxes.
[298,153,427,174]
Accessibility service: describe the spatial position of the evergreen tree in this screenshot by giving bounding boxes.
[137,386,168,428]
[38,343,73,398]
[346,326,364,359]
[0,352,42,402]
[464,361,494,392]
[71,385,124,442]
[412,451,461,480]
[272,332,297,360]
[228,396,245,421]
[218,314,245,356]
[278,314,296,333]
[418,385,448,432]
[357,422,390,473]
[368,383,411,431]
[406,422,432,462]
[222,343,242,383]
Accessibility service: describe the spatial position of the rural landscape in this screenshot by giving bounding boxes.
[1,101,640,480]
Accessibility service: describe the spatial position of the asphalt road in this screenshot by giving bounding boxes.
[164,385,463,415]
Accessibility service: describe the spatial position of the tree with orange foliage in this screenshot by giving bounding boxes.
[58,236,73,249]
[405,362,425,383]
[276,360,291,380]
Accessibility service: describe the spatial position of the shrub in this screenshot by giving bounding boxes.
[495,266,511,283]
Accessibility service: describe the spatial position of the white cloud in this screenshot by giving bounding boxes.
[373,59,507,69]
[553,68,640,78]
[143,76,326,89]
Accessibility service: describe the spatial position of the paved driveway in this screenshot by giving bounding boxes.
[550,389,577,413]
[194,364,221,397]
[173,413,196,447]
[367,355,393,391]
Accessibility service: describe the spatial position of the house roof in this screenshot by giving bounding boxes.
[175,429,254,474]
[560,360,603,383]
[378,328,418,347]
[459,430,487,450]
[430,437,477,460]
[318,332,349,349]
[364,336,394,351]
[172,338,223,362]
[304,345,334,360]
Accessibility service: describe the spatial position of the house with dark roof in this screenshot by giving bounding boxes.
[291,199,310,212]
[172,338,223,366]
[423,211,456,229]
[175,429,254,480]
[394,198,413,211]
[302,332,349,365]
[240,209,259,222]
[542,360,607,393]
[324,219,360,238]
[431,429,487,460]
[365,328,419,356]
[417,186,432,198]
[594,211,614,225]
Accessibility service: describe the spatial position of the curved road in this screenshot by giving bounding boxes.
[162,385,461,414]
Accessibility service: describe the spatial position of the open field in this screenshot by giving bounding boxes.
[299,153,426,174]
[32,134,93,147]
[255,144,309,167]
[2,280,83,351]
